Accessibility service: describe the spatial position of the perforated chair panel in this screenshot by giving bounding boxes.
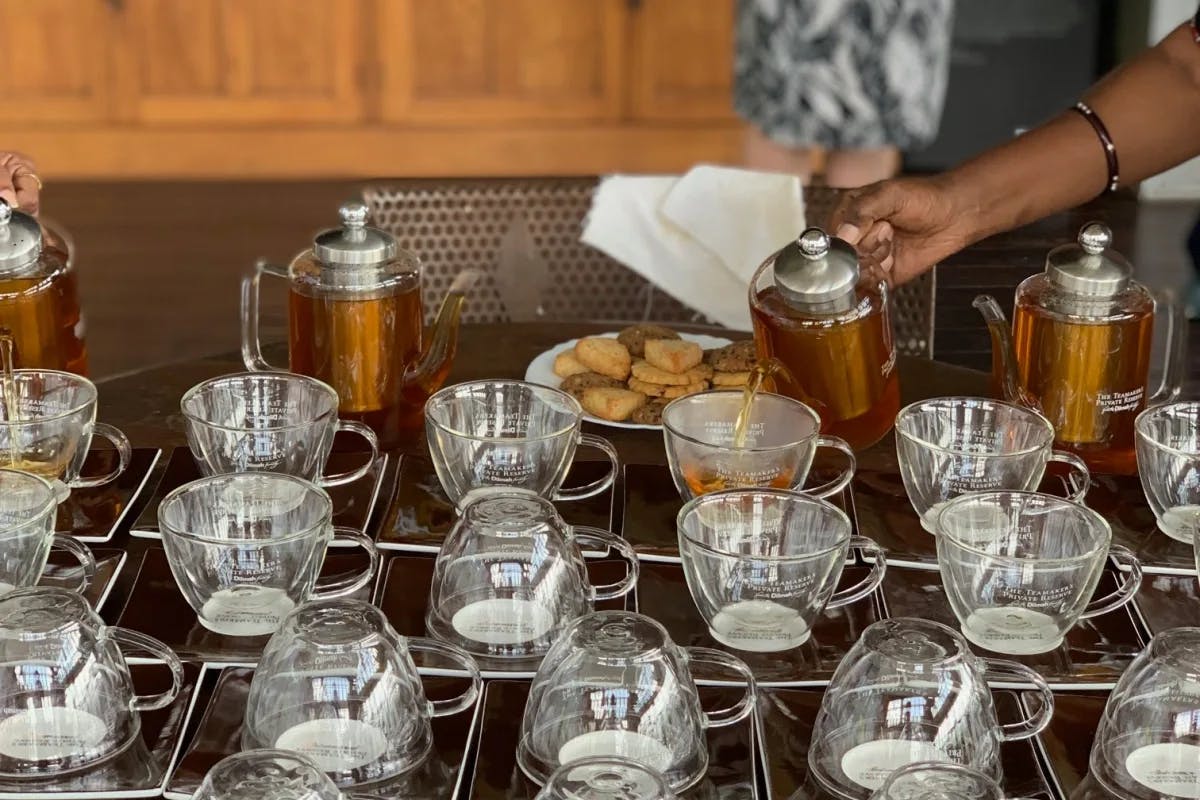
[363,178,935,358]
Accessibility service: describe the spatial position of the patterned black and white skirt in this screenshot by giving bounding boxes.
[735,0,956,151]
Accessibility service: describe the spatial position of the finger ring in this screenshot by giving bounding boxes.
[14,169,41,191]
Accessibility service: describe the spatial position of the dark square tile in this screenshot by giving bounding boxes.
[57,447,161,542]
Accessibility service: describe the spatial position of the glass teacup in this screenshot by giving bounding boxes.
[936,491,1142,655]
[661,390,854,501]
[869,761,1035,800]
[535,757,677,800]
[158,473,380,637]
[1135,400,1200,543]
[1090,627,1200,800]
[808,617,1054,799]
[243,598,482,787]
[677,488,885,652]
[426,491,638,668]
[0,369,132,500]
[0,468,95,596]
[518,610,756,793]
[0,587,184,778]
[895,397,1090,532]
[424,380,619,509]
[181,372,380,487]
[193,749,389,800]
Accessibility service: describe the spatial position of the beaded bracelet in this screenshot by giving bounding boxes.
[1071,101,1120,193]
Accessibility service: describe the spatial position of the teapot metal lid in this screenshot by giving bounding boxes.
[1045,222,1131,298]
[772,227,860,312]
[313,202,397,267]
[0,201,43,272]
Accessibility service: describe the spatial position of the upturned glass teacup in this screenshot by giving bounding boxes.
[518,610,756,793]
[426,491,638,668]
[1135,400,1200,543]
[677,488,885,652]
[424,380,619,509]
[895,397,1090,532]
[808,618,1053,799]
[0,587,184,778]
[181,372,379,487]
[193,749,388,800]
[869,761,1035,800]
[244,599,482,787]
[0,468,95,596]
[935,491,1142,655]
[534,757,677,800]
[0,369,132,500]
[158,473,380,637]
[661,391,854,501]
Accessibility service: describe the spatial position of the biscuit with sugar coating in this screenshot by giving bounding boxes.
[553,349,591,378]
[575,337,632,380]
[644,339,703,374]
[581,387,646,421]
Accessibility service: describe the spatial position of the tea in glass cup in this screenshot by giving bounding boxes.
[0,469,95,596]
[0,369,131,500]
[935,491,1141,655]
[677,488,885,652]
[661,390,854,501]
[895,397,1090,533]
[158,473,380,637]
[425,380,619,508]
[1135,400,1200,543]
[181,372,379,487]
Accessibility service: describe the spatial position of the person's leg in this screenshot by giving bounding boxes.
[822,147,902,188]
[743,125,817,181]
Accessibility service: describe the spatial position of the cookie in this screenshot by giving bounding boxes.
[581,387,647,422]
[631,398,670,425]
[688,363,714,382]
[560,372,624,400]
[617,325,680,358]
[644,339,703,374]
[629,377,707,399]
[575,337,632,380]
[707,340,757,372]
[553,349,591,378]
[712,370,752,387]
[631,360,692,386]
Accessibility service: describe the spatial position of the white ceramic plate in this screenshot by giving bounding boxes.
[524,331,734,430]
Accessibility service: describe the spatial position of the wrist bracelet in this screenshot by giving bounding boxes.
[1071,101,1120,193]
[1191,7,1199,43]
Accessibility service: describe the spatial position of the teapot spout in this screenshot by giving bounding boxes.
[407,270,480,395]
[972,294,1028,406]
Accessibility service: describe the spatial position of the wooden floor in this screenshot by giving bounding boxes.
[36,181,1200,396]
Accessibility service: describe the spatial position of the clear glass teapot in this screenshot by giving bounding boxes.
[975,222,1184,475]
[0,202,87,374]
[748,227,899,450]
[241,202,476,449]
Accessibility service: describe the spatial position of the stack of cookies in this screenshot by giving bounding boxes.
[551,324,759,423]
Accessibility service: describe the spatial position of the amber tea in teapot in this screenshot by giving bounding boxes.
[749,227,899,450]
[0,204,87,374]
[976,223,1183,475]
[243,203,475,449]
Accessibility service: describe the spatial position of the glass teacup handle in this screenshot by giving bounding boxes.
[406,637,483,717]
[311,527,381,600]
[69,423,133,489]
[803,435,856,501]
[241,259,290,372]
[572,526,640,602]
[1047,450,1091,502]
[317,421,380,488]
[49,535,97,595]
[982,658,1053,741]
[108,627,186,712]
[683,646,757,728]
[554,433,620,502]
[1080,545,1142,619]
[825,535,886,609]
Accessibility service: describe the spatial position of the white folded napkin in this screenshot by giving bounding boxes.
[581,164,805,330]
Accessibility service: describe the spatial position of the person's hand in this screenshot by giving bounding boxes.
[829,175,976,287]
[0,152,41,215]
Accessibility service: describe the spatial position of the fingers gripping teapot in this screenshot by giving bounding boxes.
[241,203,476,449]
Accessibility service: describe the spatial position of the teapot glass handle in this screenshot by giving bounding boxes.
[1149,288,1185,404]
[241,259,290,372]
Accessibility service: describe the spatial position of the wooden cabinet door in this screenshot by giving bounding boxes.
[0,1,113,123]
[628,0,737,121]
[380,0,625,123]
[114,0,365,123]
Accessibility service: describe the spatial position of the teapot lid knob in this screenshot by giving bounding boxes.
[314,201,396,266]
[339,202,369,230]
[1078,221,1112,255]
[0,200,10,226]
[797,227,831,259]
